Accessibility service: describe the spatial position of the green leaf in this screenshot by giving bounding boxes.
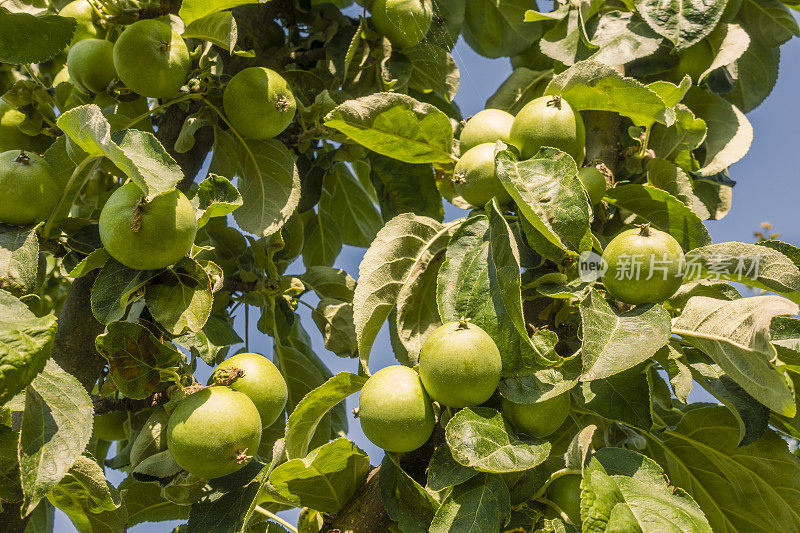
[445,407,551,473]
[369,153,444,221]
[574,364,653,430]
[436,215,523,373]
[406,43,460,102]
[0,290,57,404]
[47,455,124,533]
[68,249,110,279]
[646,157,717,220]
[19,359,93,516]
[311,297,357,358]
[426,444,477,491]
[235,139,301,237]
[380,455,439,533]
[41,136,95,236]
[579,290,671,380]
[0,425,21,501]
[495,146,590,253]
[353,213,453,371]
[687,357,770,446]
[583,447,711,532]
[119,477,190,526]
[195,174,243,229]
[488,200,557,366]
[144,257,213,335]
[684,241,800,303]
[635,0,727,49]
[498,361,580,404]
[486,68,551,115]
[395,245,445,365]
[588,11,664,66]
[285,372,366,460]
[462,0,541,58]
[90,259,160,325]
[660,406,800,532]
[300,266,356,301]
[603,184,711,251]
[0,224,38,297]
[129,407,170,468]
[544,61,670,126]
[186,470,263,533]
[649,104,707,162]
[684,87,753,177]
[325,93,454,164]
[701,23,751,82]
[429,473,511,533]
[182,11,237,52]
[0,11,75,63]
[724,33,779,113]
[739,0,800,46]
[269,438,370,514]
[301,210,342,268]
[56,105,183,198]
[179,0,259,25]
[673,295,798,415]
[95,321,184,400]
[319,163,382,248]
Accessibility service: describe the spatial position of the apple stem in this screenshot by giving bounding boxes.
[457,316,470,330]
[14,150,30,164]
[636,222,651,237]
[547,95,562,109]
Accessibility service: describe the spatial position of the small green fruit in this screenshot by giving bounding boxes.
[60,0,99,46]
[453,143,511,208]
[577,166,606,205]
[501,392,570,438]
[0,102,52,154]
[602,225,685,305]
[113,19,190,98]
[459,109,514,154]
[547,474,582,524]
[0,150,59,226]
[208,353,288,429]
[358,365,435,452]
[418,320,502,408]
[167,386,262,479]
[94,411,128,441]
[371,0,434,49]
[67,38,116,94]
[509,95,585,164]
[223,67,296,140]
[99,182,197,270]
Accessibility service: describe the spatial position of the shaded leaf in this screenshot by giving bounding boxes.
[579,290,671,381]
[95,321,184,400]
[269,438,370,514]
[445,407,551,473]
[19,359,93,515]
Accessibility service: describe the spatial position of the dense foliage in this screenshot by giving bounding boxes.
[0,0,799,531]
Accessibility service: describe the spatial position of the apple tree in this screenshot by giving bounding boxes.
[0,0,799,531]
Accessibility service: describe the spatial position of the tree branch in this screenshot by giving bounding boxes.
[154,103,215,192]
[323,467,392,533]
[51,271,106,391]
[583,111,622,182]
[92,391,171,414]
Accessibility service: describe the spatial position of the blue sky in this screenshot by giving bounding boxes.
[54,18,800,533]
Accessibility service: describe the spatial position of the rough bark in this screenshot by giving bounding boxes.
[323,467,393,533]
[51,270,106,391]
[154,104,215,192]
[583,110,622,182]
